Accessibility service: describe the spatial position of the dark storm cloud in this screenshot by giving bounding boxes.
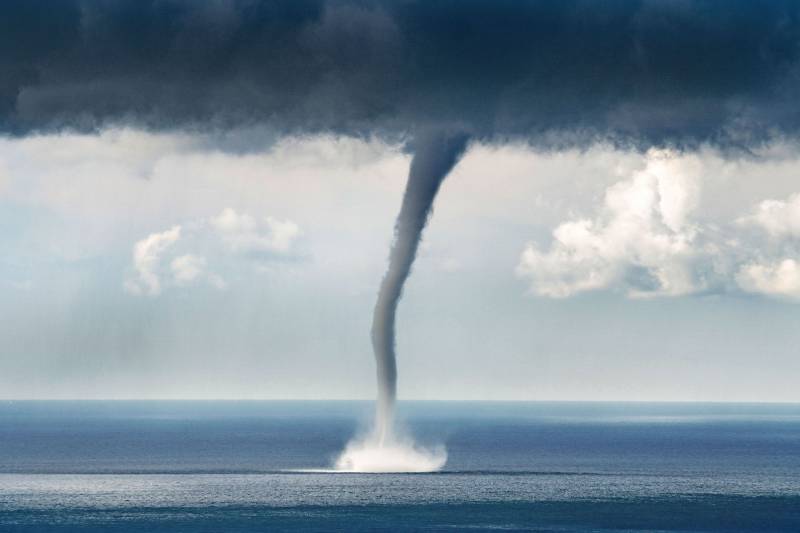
[2,0,800,146]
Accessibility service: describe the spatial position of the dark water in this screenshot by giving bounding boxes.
[1,401,799,532]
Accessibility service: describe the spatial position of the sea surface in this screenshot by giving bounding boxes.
[1,401,799,532]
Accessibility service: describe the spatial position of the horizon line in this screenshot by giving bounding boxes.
[2,398,800,405]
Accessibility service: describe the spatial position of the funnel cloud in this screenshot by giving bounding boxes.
[371,131,469,442]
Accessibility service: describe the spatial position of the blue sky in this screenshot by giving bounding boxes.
[2,130,800,401]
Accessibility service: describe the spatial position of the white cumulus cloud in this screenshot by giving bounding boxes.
[517,150,800,302]
[737,259,800,299]
[124,226,182,296]
[516,149,705,298]
[124,208,300,297]
[739,193,800,238]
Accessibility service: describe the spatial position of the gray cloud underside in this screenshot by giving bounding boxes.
[3,0,800,148]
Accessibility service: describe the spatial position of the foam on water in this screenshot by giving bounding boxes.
[334,430,446,473]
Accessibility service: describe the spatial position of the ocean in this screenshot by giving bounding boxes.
[0,401,798,532]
